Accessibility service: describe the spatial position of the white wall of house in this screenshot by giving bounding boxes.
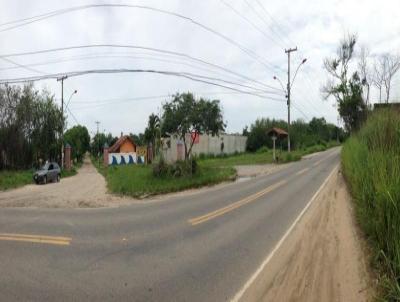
[162,134,247,162]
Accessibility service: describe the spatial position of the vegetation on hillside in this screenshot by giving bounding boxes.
[244,117,344,152]
[342,109,400,299]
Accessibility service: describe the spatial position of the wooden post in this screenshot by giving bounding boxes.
[272,135,277,162]
[103,143,109,167]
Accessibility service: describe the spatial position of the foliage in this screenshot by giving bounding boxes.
[152,157,197,178]
[64,125,90,162]
[342,109,400,299]
[144,113,160,157]
[161,92,225,159]
[0,84,63,169]
[91,132,117,156]
[244,117,343,152]
[323,33,368,132]
[0,170,33,190]
[105,162,235,198]
[129,132,145,146]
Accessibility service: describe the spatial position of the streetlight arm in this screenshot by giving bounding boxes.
[273,76,287,94]
[65,90,77,109]
[290,59,307,89]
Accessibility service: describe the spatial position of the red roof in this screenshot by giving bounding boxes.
[267,127,288,138]
[108,135,136,153]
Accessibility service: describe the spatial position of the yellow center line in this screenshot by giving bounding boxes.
[295,167,309,176]
[188,180,287,226]
[0,233,72,246]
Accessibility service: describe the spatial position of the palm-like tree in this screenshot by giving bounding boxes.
[144,113,160,157]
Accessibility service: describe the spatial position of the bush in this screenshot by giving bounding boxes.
[153,158,198,178]
[342,109,400,299]
[256,146,269,153]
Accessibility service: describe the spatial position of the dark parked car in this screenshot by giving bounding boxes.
[33,162,61,184]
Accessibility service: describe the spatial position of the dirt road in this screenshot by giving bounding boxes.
[240,168,371,301]
[0,157,130,208]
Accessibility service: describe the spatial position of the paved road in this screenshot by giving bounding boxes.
[0,148,340,301]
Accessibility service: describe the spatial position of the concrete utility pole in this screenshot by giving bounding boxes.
[285,47,297,153]
[57,75,68,168]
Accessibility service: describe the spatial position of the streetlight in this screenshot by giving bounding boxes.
[273,58,307,152]
[66,90,77,109]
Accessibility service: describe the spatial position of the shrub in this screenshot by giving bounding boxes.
[256,146,269,153]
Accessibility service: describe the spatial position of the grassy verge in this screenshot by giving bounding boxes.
[0,162,82,191]
[0,170,33,191]
[92,142,339,198]
[99,160,236,198]
[200,141,339,168]
[342,109,400,299]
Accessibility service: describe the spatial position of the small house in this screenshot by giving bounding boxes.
[106,135,145,165]
[108,135,136,153]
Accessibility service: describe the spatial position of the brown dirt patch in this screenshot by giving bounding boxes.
[240,169,372,302]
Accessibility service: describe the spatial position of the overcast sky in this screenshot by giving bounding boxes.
[1,0,399,137]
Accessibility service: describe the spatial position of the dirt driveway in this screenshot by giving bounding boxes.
[0,158,130,208]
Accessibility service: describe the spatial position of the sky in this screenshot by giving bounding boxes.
[1,0,399,137]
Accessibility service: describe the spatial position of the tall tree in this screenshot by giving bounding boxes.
[323,34,367,132]
[161,93,225,159]
[144,113,160,157]
[64,125,90,162]
[373,53,400,103]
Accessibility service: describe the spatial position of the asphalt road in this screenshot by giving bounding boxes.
[0,148,340,302]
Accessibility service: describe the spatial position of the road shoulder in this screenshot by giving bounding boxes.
[238,168,371,302]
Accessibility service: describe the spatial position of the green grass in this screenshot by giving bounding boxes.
[199,142,339,168]
[94,142,339,198]
[0,170,33,191]
[105,163,236,198]
[0,163,81,191]
[342,109,400,300]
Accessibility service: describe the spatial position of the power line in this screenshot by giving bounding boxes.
[219,0,285,50]
[0,3,283,74]
[0,57,46,75]
[0,44,282,92]
[0,68,286,101]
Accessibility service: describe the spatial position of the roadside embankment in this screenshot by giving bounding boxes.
[342,109,400,299]
[238,167,371,302]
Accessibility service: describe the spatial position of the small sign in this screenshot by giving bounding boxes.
[191,131,200,144]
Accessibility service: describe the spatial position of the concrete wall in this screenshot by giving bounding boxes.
[108,152,145,165]
[162,134,247,162]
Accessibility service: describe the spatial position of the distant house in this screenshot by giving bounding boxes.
[109,135,136,153]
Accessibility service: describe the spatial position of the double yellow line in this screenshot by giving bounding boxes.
[0,233,72,246]
[188,180,287,226]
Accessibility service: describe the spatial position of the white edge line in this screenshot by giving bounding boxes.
[230,163,340,302]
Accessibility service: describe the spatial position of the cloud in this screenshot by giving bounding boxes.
[0,0,399,136]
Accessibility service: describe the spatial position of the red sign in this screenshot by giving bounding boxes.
[191,131,200,144]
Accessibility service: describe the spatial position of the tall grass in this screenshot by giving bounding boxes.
[342,109,400,300]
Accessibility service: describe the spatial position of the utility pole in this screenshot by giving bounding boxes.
[57,75,68,168]
[285,47,297,153]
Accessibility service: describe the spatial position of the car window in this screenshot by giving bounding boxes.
[53,163,59,169]
[48,164,53,170]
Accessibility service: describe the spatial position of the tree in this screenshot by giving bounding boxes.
[129,132,145,146]
[358,46,372,105]
[144,113,160,157]
[64,125,90,162]
[323,34,367,132]
[91,132,116,156]
[0,84,63,169]
[161,93,225,159]
[373,53,400,103]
